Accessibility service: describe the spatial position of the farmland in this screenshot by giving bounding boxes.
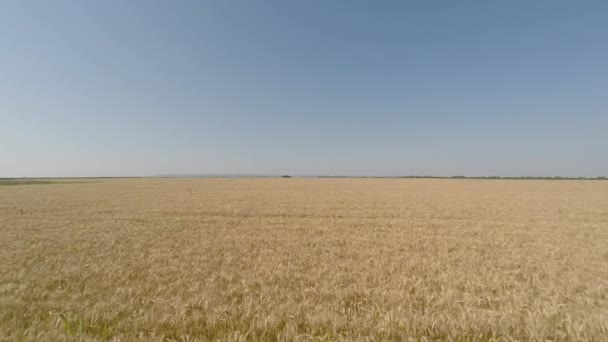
[1,178,607,341]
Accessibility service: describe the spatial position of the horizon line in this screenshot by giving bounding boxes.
[2,174,607,180]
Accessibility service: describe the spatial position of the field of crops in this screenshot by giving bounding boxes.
[1,178,607,341]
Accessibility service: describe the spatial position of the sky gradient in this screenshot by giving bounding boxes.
[2,1,607,177]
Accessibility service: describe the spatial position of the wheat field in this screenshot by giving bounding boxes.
[1,178,607,341]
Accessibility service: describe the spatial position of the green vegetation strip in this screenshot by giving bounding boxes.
[0,179,101,186]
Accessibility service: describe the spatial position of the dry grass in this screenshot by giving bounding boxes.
[1,178,607,341]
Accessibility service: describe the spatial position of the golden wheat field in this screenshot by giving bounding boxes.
[1,178,607,341]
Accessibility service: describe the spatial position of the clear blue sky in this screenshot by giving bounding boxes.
[2,1,607,177]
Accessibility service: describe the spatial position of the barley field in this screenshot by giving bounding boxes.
[1,178,607,341]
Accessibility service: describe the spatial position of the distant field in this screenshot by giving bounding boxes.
[0,178,100,186]
[1,179,607,341]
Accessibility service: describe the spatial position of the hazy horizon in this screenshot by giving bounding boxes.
[2,1,607,178]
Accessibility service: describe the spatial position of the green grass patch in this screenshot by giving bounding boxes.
[0,179,101,186]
